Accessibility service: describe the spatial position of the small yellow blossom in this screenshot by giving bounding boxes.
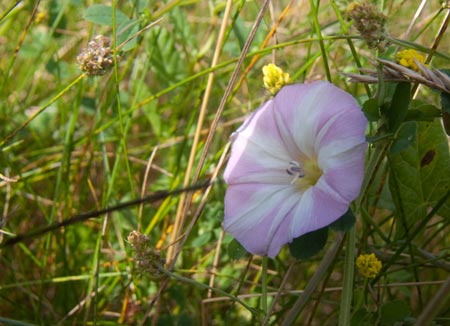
[395,49,425,72]
[262,63,291,95]
[34,11,48,24]
[356,253,382,279]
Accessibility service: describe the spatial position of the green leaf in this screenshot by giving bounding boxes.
[117,19,140,51]
[441,91,450,113]
[389,122,425,239]
[83,4,129,27]
[329,209,356,232]
[362,98,380,122]
[289,227,328,260]
[351,309,376,326]
[148,27,187,87]
[169,6,197,57]
[440,91,450,135]
[366,133,394,144]
[417,120,450,218]
[390,121,417,155]
[190,231,212,247]
[380,300,411,325]
[387,82,411,132]
[406,100,441,122]
[388,120,450,239]
[227,239,248,260]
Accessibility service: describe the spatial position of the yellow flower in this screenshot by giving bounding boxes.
[356,253,382,279]
[262,63,291,95]
[395,49,425,72]
[34,11,48,24]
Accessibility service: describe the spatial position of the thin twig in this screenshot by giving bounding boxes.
[415,275,450,325]
[138,146,159,232]
[281,233,345,325]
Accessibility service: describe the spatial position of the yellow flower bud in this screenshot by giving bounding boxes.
[356,253,382,279]
[262,63,291,95]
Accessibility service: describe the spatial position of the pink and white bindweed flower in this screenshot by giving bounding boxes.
[223,81,368,257]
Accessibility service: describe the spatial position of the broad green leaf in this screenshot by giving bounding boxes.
[380,300,411,325]
[406,100,441,122]
[440,91,450,135]
[83,4,129,27]
[390,121,417,155]
[289,227,328,260]
[389,120,450,239]
[389,121,426,239]
[329,209,355,232]
[351,308,376,326]
[190,231,212,247]
[362,98,380,122]
[227,239,248,260]
[387,82,411,132]
[417,120,450,218]
[441,91,450,114]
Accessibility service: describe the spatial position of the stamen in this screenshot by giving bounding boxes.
[286,161,305,184]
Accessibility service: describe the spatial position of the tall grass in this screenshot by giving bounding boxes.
[1,1,449,325]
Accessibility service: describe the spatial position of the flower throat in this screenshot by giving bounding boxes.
[286,159,322,190]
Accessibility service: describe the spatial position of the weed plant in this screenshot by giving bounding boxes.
[0,1,449,325]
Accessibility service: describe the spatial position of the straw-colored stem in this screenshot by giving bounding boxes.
[166,0,234,265]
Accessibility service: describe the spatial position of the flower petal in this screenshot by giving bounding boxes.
[290,185,350,237]
[273,81,362,159]
[224,183,301,257]
[318,144,367,203]
[224,99,293,185]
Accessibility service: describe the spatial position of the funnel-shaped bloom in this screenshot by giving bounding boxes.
[224,81,367,257]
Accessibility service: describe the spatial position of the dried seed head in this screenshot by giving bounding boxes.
[77,35,115,76]
[347,1,389,52]
[128,231,165,280]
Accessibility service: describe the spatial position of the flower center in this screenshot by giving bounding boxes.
[286,159,322,191]
[286,161,305,184]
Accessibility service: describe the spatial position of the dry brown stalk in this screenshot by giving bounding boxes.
[345,58,450,94]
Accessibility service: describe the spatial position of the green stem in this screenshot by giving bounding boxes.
[353,278,369,317]
[0,74,85,147]
[339,226,356,326]
[309,0,332,82]
[261,257,268,319]
[282,233,345,325]
[157,264,258,316]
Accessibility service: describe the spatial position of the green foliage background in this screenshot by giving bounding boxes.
[0,0,449,325]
